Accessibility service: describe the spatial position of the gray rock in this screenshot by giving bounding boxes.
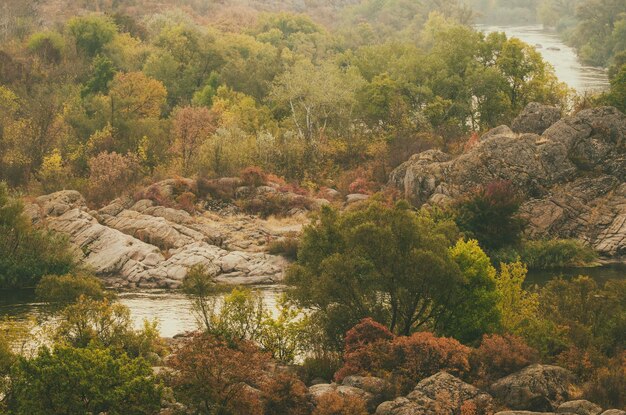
[376,397,436,415]
[600,411,626,415]
[490,364,576,411]
[389,106,626,258]
[342,376,393,408]
[557,400,603,415]
[511,102,561,135]
[346,193,370,204]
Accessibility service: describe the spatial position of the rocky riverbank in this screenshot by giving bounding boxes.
[389,104,626,260]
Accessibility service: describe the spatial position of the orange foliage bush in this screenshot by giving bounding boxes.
[473,334,538,384]
[262,372,310,415]
[240,166,268,187]
[176,191,196,214]
[336,321,471,394]
[168,334,270,415]
[312,392,368,415]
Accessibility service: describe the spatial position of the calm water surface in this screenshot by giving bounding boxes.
[476,24,610,93]
[2,265,624,339]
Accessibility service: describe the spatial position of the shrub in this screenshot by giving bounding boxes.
[240,166,268,187]
[176,191,196,214]
[8,346,161,415]
[520,239,597,269]
[312,391,369,415]
[472,334,538,384]
[262,372,310,415]
[343,318,394,354]
[268,237,299,260]
[455,180,526,251]
[582,353,626,409]
[87,151,141,206]
[35,272,111,305]
[168,334,269,415]
[301,356,342,385]
[336,329,471,393]
[0,183,76,289]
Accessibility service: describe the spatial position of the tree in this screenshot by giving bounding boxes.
[181,264,221,332]
[82,55,116,96]
[87,151,141,205]
[36,272,111,305]
[0,182,76,289]
[601,63,626,112]
[287,201,462,346]
[8,346,161,415]
[109,72,167,120]
[171,106,218,174]
[437,239,501,344]
[67,15,117,57]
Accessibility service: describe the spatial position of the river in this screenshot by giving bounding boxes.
[2,263,625,339]
[476,24,610,93]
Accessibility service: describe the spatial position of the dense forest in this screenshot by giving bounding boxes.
[1,0,625,414]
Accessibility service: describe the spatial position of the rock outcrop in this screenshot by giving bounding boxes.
[26,190,293,288]
[376,372,493,415]
[489,364,576,411]
[389,105,626,258]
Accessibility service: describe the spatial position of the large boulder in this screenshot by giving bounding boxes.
[309,383,375,411]
[511,102,562,135]
[557,400,603,415]
[376,372,493,415]
[342,376,394,408]
[490,364,576,411]
[389,106,626,258]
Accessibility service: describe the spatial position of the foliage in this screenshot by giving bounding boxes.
[53,296,163,359]
[261,372,310,415]
[87,151,142,205]
[0,182,76,289]
[168,333,269,415]
[520,239,598,269]
[181,264,222,332]
[472,334,538,384]
[335,328,471,393]
[35,272,111,305]
[582,352,626,409]
[455,181,526,252]
[67,15,118,57]
[268,236,300,260]
[437,239,501,344]
[7,346,161,415]
[288,201,463,348]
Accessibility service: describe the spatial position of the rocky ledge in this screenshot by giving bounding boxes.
[25,189,302,288]
[389,104,626,259]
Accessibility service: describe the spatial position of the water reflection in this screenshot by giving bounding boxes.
[476,24,610,93]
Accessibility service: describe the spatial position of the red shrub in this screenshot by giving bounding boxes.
[473,334,538,384]
[348,177,377,195]
[262,372,310,415]
[176,191,196,214]
[336,326,471,393]
[240,166,268,187]
[344,318,394,354]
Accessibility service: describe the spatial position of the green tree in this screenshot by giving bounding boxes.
[67,15,117,57]
[8,346,161,415]
[36,272,111,305]
[287,200,462,347]
[436,239,501,344]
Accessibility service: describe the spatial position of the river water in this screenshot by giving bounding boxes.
[476,24,610,93]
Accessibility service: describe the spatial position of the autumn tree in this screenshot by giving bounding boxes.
[67,15,117,57]
[109,71,167,121]
[171,106,217,174]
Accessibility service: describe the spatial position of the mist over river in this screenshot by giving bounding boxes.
[476,24,610,93]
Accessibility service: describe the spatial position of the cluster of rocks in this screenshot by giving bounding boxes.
[26,189,295,288]
[389,104,626,258]
[307,365,625,415]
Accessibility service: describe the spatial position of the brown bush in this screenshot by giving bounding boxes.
[240,166,268,187]
[335,325,471,394]
[262,372,311,415]
[268,237,300,260]
[472,334,538,384]
[312,391,368,415]
[87,151,141,206]
[176,191,196,214]
[583,353,626,409]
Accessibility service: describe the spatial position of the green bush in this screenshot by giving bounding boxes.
[36,272,112,305]
[0,183,76,289]
[520,239,597,269]
[268,237,300,260]
[8,346,161,415]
